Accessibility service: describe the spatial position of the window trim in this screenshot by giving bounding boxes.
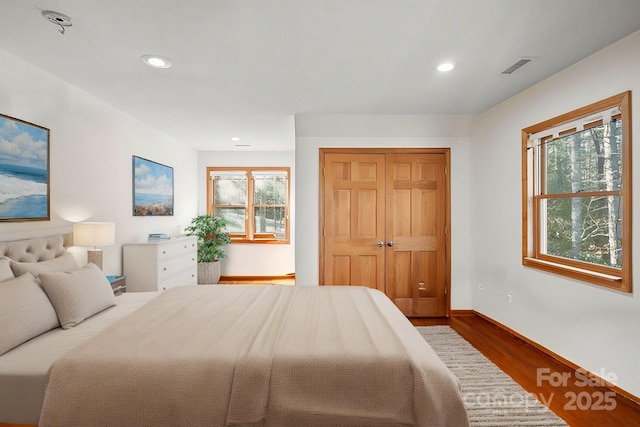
[521,91,632,293]
[206,166,290,244]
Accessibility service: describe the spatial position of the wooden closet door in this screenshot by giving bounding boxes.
[320,148,450,317]
[385,153,447,316]
[322,153,386,291]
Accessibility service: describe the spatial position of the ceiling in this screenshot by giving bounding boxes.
[1,0,640,151]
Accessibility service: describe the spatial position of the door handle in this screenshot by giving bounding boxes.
[376,241,384,247]
[387,240,395,247]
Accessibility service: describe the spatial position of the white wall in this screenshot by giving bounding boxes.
[197,151,295,276]
[0,49,199,275]
[294,115,474,309]
[470,30,640,399]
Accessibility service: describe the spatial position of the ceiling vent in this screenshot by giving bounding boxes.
[42,10,73,35]
[501,57,539,75]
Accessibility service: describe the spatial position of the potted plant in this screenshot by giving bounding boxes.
[185,215,231,284]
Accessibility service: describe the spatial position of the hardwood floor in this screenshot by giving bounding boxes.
[218,275,295,285]
[412,314,640,426]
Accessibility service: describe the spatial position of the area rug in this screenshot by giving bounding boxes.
[417,326,567,426]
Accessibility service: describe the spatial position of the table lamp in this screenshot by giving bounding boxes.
[72,222,115,270]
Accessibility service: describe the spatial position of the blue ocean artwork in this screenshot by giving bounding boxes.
[133,156,173,216]
[0,116,49,220]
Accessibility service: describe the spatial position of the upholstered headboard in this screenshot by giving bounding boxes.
[0,235,67,263]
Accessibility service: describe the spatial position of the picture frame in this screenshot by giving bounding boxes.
[132,155,174,216]
[0,114,50,222]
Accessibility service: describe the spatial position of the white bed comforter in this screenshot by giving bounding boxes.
[39,285,469,427]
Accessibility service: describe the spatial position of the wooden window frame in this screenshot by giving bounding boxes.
[207,166,290,244]
[521,91,632,292]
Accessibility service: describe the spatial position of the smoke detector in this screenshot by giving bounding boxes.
[42,10,73,35]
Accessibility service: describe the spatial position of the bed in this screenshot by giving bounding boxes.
[0,235,469,427]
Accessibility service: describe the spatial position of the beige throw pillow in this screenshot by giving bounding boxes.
[0,257,14,283]
[10,252,80,278]
[39,263,116,329]
[0,273,60,355]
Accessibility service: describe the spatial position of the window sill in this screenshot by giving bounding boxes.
[523,257,628,293]
[229,239,290,245]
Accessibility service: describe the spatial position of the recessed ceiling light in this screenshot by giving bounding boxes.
[437,62,455,72]
[231,137,240,142]
[141,54,172,69]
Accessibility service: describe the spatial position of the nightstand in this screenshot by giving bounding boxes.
[107,275,127,295]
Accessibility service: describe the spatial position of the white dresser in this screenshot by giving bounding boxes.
[123,236,197,292]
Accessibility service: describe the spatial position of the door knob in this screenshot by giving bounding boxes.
[387,240,394,247]
[376,241,384,247]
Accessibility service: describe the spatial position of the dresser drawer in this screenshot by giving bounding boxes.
[176,239,197,256]
[158,252,197,280]
[157,241,179,259]
[158,266,197,291]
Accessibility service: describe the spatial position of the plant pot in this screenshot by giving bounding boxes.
[197,261,221,285]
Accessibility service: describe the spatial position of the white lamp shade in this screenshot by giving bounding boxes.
[73,222,115,247]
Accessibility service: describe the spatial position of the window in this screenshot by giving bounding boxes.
[207,167,290,243]
[522,91,632,292]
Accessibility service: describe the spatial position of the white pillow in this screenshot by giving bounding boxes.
[0,257,14,283]
[10,252,79,278]
[0,273,60,356]
[39,263,116,329]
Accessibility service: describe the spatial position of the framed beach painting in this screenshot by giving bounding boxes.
[132,155,174,216]
[0,114,50,222]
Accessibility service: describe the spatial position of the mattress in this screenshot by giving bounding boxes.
[0,292,158,425]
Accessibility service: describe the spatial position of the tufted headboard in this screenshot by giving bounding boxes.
[0,235,67,263]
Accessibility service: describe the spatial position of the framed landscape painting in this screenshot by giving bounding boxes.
[132,155,174,216]
[0,114,50,222]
